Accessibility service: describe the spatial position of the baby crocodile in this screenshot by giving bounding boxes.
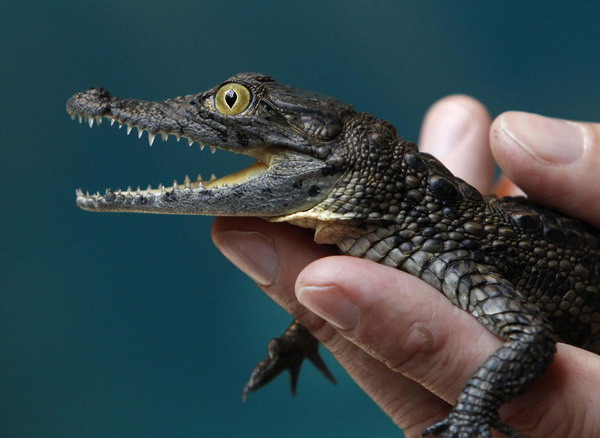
[67,73,600,438]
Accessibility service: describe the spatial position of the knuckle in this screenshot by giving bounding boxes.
[382,318,448,378]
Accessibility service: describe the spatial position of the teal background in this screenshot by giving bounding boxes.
[2,2,600,437]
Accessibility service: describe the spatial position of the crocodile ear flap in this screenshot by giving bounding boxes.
[285,114,344,141]
[263,82,355,141]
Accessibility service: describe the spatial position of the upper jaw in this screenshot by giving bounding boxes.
[67,88,229,149]
[66,87,312,155]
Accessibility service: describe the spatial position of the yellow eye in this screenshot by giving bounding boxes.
[215,83,251,115]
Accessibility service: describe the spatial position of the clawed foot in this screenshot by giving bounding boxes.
[422,410,520,438]
[242,321,336,400]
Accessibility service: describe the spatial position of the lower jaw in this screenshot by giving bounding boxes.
[203,161,269,189]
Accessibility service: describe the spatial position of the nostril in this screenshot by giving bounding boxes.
[84,87,111,99]
[66,87,112,117]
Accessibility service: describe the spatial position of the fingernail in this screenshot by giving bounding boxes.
[214,230,279,286]
[501,112,586,164]
[421,99,473,157]
[297,285,359,330]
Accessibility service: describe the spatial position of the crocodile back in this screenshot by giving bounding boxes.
[487,196,600,352]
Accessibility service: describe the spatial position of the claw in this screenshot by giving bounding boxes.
[306,345,336,385]
[242,321,335,401]
[422,410,520,438]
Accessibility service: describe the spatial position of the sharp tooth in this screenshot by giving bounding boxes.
[148,132,156,146]
[95,116,102,125]
[196,174,203,181]
[116,189,122,195]
[159,184,165,193]
[137,127,144,138]
[70,114,76,121]
[110,119,115,126]
[146,184,152,192]
[127,186,132,193]
[76,189,83,197]
[85,191,91,198]
[210,146,217,154]
[188,138,194,147]
[88,117,94,128]
[175,134,181,142]
[118,123,123,129]
[94,191,101,197]
[210,173,217,181]
[200,144,205,151]
[78,115,83,123]
[127,125,133,135]
[173,180,178,189]
[184,175,191,188]
[161,132,168,141]
[136,187,141,195]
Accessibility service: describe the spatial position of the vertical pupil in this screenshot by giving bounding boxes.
[225,89,238,108]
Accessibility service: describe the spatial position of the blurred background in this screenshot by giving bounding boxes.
[2,1,599,437]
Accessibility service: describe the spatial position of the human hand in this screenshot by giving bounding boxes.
[211,96,600,438]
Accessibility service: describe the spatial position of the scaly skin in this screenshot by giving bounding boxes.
[67,73,600,437]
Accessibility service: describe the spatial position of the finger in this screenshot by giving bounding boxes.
[296,256,502,404]
[211,217,336,312]
[502,343,600,437]
[419,95,494,193]
[491,111,600,226]
[212,218,450,436]
[296,256,600,437]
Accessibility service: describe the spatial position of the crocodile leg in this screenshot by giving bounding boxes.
[422,261,557,438]
[242,321,336,400]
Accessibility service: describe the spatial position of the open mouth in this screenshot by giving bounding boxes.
[70,112,273,198]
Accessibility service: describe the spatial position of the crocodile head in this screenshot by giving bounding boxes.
[68,73,412,242]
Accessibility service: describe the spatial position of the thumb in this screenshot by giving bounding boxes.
[490,111,600,226]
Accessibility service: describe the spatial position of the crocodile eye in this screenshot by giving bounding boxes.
[215,83,251,115]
